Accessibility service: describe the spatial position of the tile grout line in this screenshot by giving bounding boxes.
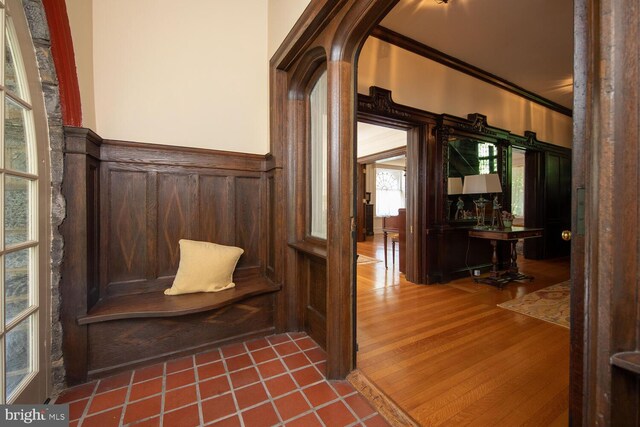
[273,335,331,425]
[244,339,285,426]
[192,352,205,427]
[328,383,366,423]
[288,335,374,425]
[220,336,289,425]
[198,347,234,427]
[264,335,328,426]
[117,371,134,426]
[158,361,167,427]
[220,345,244,427]
[75,381,99,425]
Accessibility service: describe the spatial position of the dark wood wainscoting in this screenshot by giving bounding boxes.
[61,128,281,384]
[99,142,265,297]
[304,254,328,348]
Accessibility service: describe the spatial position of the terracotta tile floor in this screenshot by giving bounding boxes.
[55,333,389,427]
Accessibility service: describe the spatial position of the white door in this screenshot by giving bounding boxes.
[1,0,47,404]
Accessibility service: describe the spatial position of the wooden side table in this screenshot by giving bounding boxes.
[468,226,543,288]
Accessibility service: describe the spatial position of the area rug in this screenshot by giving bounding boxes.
[498,281,570,328]
[357,254,382,265]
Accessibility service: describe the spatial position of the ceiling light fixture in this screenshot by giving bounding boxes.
[434,0,449,4]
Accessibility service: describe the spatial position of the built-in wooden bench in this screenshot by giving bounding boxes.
[61,130,282,385]
[74,272,281,381]
[78,276,280,325]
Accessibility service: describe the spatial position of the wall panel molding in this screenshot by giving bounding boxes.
[100,140,267,171]
[98,140,268,297]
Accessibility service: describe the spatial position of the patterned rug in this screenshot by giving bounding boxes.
[357,254,382,265]
[498,281,570,328]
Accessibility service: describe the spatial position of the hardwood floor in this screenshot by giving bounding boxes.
[356,235,570,426]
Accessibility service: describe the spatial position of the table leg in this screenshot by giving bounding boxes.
[489,239,499,278]
[509,240,519,274]
[392,239,396,266]
[384,231,388,269]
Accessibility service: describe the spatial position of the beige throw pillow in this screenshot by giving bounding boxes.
[164,239,244,295]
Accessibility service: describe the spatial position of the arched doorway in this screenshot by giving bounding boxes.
[271,0,640,424]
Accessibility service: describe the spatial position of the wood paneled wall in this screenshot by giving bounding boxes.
[61,128,279,384]
[98,141,267,297]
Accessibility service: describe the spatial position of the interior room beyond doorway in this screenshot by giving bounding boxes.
[356,121,408,256]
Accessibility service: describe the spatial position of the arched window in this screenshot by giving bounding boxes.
[309,70,327,239]
[1,1,44,404]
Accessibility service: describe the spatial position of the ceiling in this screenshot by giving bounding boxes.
[357,122,407,158]
[380,0,574,109]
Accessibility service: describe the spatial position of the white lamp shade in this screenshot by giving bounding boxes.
[448,177,463,195]
[462,174,502,195]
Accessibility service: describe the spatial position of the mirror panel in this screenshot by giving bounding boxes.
[446,138,500,223]
[448,138,498,178]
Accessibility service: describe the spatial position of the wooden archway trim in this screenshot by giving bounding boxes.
[271,0,399,380]
[42,0,82,127]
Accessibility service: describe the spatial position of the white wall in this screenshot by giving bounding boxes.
[92,0,269,153]
[66,0,311,154]
[358,38,573,148]
[268,0,311,59]
[65,0,96,130]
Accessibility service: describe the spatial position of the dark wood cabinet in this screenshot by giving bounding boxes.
[364,203,374,236]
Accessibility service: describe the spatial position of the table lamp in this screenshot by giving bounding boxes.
[462,174,502,227]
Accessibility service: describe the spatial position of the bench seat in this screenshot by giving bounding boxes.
[78,276,280,325]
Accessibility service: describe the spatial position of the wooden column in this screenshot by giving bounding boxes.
[324,0,399,379]
[577,0,640,424]
[60,127,102,385]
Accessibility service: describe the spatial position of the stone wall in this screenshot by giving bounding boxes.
[22,0,66,394]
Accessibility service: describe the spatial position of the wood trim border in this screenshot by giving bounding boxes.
[357,146,406,164]
[570,0,588,423]
[269,0,343,70]
[370,26,573,118]
[41,0,82,126]
[347,369,419,426]
[63,126,102,157]
[100,139,268,172]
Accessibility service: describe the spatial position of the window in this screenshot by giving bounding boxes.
[1,4,40,404]
[309,70,327,239]
[511,148,526,221]
[375,168,405,217]
[478,143,498,174]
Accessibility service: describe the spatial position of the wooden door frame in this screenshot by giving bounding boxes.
[356,86,437,284]
[271,1,640,424]
[270,0,399,379]
[574,0,640,424]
